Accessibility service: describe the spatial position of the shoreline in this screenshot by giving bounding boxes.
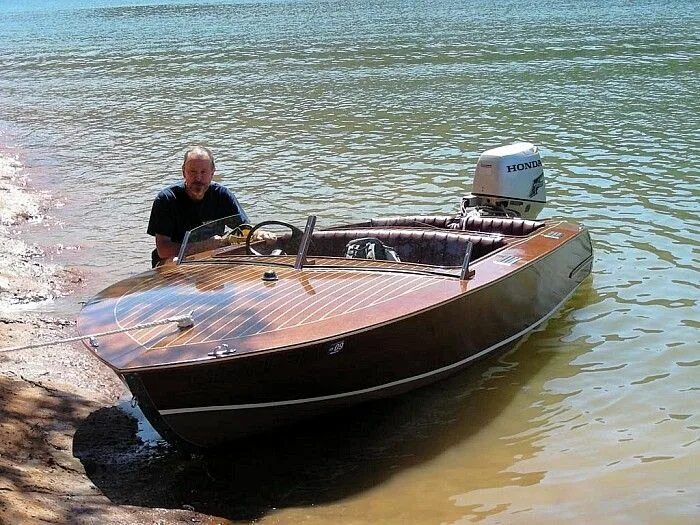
[0,149,226,524]
[0,151,66,314]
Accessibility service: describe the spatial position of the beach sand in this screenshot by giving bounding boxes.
[0,154,228,524]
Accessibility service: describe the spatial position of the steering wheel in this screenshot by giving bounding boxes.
[245,220,304,256]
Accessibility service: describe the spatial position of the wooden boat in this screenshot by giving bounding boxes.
[77,212,592,449]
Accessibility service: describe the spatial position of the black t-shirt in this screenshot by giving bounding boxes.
[147,181,249,265]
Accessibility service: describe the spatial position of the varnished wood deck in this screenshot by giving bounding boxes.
[77,220,588,371]
[116,265,453,349]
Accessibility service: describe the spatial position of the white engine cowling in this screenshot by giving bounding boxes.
[461,142,546,219]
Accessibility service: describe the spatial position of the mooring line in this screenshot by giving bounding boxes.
[0,312,194,353]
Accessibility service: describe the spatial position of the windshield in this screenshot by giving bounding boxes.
[177,214,304,264]
[177,214,250,263]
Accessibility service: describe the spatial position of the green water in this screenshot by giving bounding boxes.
[0,0,698,523]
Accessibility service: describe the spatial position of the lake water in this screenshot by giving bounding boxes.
[0,0,698,523]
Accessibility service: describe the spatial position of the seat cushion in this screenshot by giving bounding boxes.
[309,228,505,266]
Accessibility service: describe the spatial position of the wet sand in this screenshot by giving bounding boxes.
[0,154,229,524]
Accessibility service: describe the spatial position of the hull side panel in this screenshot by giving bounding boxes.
[131,230,592,447]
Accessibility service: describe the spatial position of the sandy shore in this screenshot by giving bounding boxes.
[0,153,230,524]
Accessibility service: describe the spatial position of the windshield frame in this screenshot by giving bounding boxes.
[176,213,249,265]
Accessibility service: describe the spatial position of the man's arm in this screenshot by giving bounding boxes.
[154,234,182,261]
[157,232,232,263]
[148,190,183,264]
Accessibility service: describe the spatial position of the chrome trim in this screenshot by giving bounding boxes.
[294,215,317,270]
[175,229,192,266]
[459,242,475,280]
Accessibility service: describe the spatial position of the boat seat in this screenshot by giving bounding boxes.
[369,215,454,228]
[308,228,506,266]
[448,216,545,236]
[369,215,545,236]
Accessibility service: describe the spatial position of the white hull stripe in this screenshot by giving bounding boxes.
[159,286,579,416]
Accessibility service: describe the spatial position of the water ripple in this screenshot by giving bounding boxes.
[0,0,698,522]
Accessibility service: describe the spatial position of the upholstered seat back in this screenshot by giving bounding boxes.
[307,228,506,266]
[369,215,544,236]
[448,216,544,236]
[369,215,454,229]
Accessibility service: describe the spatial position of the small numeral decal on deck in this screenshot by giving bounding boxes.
[328,341,345,355]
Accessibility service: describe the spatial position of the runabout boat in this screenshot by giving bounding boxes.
[77,143,593,449]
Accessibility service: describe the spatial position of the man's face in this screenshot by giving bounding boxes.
[182,154,214,201]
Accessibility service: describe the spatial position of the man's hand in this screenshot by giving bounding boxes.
[221,232,247,245]
[251,230,277,244]
[212,235,236,248]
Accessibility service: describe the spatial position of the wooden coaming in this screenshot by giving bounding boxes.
[77,220,589,372]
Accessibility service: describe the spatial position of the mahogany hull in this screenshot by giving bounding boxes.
[115,229,592,448]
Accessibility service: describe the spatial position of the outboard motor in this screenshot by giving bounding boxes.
[460,142,546,220]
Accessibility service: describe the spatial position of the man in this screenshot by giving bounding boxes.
[147,146,249,267]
